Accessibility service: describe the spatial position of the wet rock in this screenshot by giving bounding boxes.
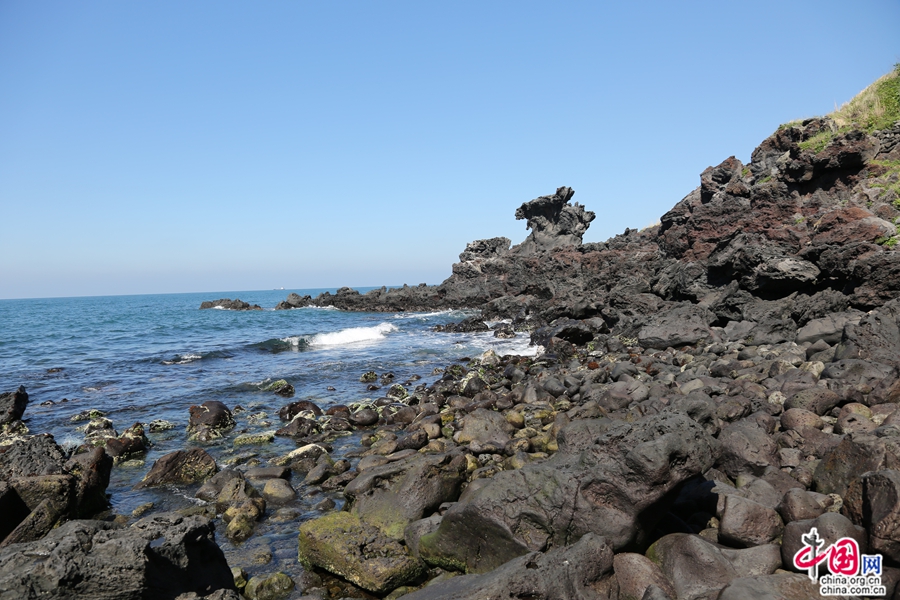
[0,513,236,599]
[277,400,322,421]
[104,422,150,463]
[0,386,28,425]
[244,572,295,600]
[349,407,379,427]
[262,478,296,504]
[135,448,217,489]
[262,379,294,397]
[274,415,321,438]
[297,511,424,594]
[188,400,236,440]
[199,298,261,310]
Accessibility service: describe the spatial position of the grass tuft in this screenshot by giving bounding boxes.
[797,66,900,154]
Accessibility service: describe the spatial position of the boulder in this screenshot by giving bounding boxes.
[135,448,217,489]
[0,386,28,425]
[398,533,614,600]
[419,413,716,573]
[638,304,716,350]
[0,513,235,599]
[188,401,235,440]
[297,511,423,594]
[344,453,467,539]
[647,533,781,600]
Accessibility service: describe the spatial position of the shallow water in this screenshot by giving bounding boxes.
[0,289,536,581]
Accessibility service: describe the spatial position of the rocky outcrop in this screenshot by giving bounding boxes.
[199,298,262,310]
[0,513,236,599]
[511,186,595,254]
[0,434,112,545]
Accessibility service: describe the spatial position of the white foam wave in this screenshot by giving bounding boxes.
[309,323,397,347]
[281,336,304,347]
[162,353,203,365]
[468,331,543,357]
[391,309,472,320]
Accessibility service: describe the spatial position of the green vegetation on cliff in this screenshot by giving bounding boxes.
[798,65,900,153]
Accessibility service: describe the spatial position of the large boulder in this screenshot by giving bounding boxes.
[0,513,236,599]
[647,533,781,600]
[418,412,717,573]
[0,435,112,543]
[637,304,716,350]
[398,533,614,600]
[344,453,467,540]
[297,511,423,594]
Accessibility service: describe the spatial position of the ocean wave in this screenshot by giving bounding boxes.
[252,337,309,353]
[161,353,203,365]
[161,350,232,365]
[390,309,472,320]
[309,322,397,347]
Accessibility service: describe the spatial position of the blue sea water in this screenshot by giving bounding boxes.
[0,288,535,574]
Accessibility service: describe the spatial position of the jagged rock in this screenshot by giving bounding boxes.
[458,237,511,262]
[0,386,27,425]
[199,298,262,310]
[511,186,595,254]
[0,513,236,599]
[273,292,311,310]
[0,435,112,542]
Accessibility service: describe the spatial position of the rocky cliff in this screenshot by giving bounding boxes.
[283,92,900,354]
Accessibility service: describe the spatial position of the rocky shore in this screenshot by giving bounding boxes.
[6,71,900,599]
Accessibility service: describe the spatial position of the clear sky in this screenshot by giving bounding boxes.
[1,1,898,299]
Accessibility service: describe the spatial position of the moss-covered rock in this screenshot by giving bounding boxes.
[244,572,295,600]
[233,431,275,446]
[298,511,424,594]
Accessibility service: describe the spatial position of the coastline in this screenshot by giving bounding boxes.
[2,116,900,599]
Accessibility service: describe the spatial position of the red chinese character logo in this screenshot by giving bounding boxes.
[793,528,861,581]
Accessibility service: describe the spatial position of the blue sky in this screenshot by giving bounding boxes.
[1,1,898,299]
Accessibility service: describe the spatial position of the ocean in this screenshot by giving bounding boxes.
[0,288,536,574]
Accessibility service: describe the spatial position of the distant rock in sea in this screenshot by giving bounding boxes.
[199,298,262,311]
